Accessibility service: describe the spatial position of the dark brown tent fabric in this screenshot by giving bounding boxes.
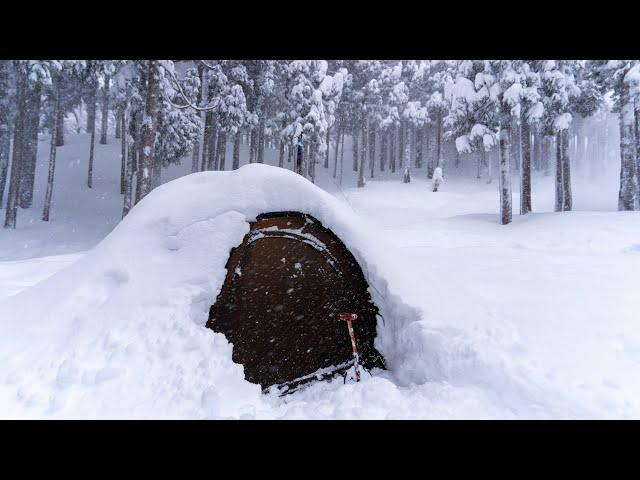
[207,212,385,394]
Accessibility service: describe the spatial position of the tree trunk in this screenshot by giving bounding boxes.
[4,69,26,228]
[55,98,65,146]
[398,120,405,173]
[278,139,285,168]
[249,128,256,163]
[339,129,345,185]
[308,141,317,182]
[603,116,610,175]
[415,125,423,168]
[426,124,434,178]
[138,60,160,201]
[412,124,418,169]
[352,130,359,172]
[151,114,162,190]
[555,131,564,212]
[617,79,638,210]
[135,129,143,204]
[561,128,572,211]
[0,61,10,209]
[43,80,61,222]
[581,132,588,177]
[570,132,581,171]
[544,136,552,176]
[87,81,97,189]
[257,119,265,164]
[499,125,512,225]
[358,119,367,187]
[324,127,330,169]
[86,87,96,133]
[100,74,110,144]
[520,114,532,214]
[369,123,375,178]
[436,114,443,169]
[233,130,241,170]
[533,123,541,171]
[114,108,122,140]
[123,110,136,218]
[201,111,212,171]
[635,102,640,204]
[332,125,340,178]
[192,64,205,173]
[389,126,396,173]
[379,129,386,172]
[19,82,41,208]
[403,131,411,183]
[208,121,218,170]
[191,112,202,170]
[120,112,126,194]
[217,132,227,171]
[513,119,521,172]
[295,134,303,175]
[590,122,600,179]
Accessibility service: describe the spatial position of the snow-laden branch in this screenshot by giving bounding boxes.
[163,66,218,112]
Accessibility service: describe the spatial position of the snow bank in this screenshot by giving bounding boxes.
[0,164,426,419]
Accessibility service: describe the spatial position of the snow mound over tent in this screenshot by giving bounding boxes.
[1,164,605,419]
[1,164,443,418]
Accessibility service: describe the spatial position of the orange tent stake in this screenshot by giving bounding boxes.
[338,312,360,382]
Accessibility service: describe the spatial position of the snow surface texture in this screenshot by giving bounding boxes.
[0,164,428,419]
[1,133,639,419]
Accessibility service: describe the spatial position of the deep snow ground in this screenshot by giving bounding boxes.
[0,133,190,262]
[1,132,639,418]
[338,178,640,418]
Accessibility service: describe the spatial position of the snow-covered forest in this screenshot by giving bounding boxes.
[1,60,638,231]
[1,59,640,419]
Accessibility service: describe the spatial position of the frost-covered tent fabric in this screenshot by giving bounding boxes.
[208,212,385,393]
[0,164,421,419]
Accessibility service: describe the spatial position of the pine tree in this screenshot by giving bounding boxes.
[281,61,334,180]
[154,64,199,178]
[540,61,596,212]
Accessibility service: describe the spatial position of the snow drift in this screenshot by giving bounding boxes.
[0,164,426,419]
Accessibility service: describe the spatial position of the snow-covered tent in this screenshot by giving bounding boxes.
[0,164,422,418]
[208,211,386,393]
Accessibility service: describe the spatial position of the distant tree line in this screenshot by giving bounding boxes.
[0,60,638,228]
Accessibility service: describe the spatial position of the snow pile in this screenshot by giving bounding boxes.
[0,164,428,419]
[432,167,444,192]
